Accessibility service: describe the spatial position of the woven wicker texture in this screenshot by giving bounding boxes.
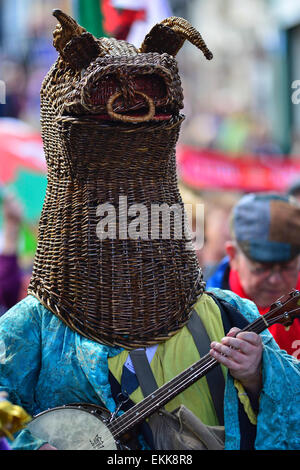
[28,10,212,348]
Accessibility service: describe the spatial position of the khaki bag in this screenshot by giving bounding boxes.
[148,406,225,450]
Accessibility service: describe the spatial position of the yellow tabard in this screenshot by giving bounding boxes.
[108,293,227,426]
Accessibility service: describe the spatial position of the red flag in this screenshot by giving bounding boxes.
[102,0,146,40]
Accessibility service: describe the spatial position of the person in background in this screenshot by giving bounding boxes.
[178,183,205,265]
[201,193,240,280]
[178,186,239,278]
[287,179,300,204]
[206,193,300,359]
[0,191,23,316]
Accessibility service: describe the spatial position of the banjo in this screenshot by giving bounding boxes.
[27,290,300,450]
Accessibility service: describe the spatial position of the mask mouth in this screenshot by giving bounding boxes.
[56,112,184,132]
[87,112,172,122]
[58,104,176,124]
[59,109,174,123]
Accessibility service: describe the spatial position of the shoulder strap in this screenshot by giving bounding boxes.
[206,291,250,334]
[187,310,225,426]
[129,349,159,398]
[130,309,225,426]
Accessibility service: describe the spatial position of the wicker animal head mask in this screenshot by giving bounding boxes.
[28,10,212,348]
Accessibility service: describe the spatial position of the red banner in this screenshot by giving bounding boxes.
[102,0,145,40]
[177,145,300,193]
[0,118,46,184]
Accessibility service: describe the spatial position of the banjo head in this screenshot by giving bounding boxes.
[27,405,117,450]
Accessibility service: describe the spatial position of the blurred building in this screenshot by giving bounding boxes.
[271,0,300,156]
[175,0,300,157]
[0,0,71,57]
[0,0,71,126]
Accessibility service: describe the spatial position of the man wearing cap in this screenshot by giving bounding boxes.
[206,193,300,359]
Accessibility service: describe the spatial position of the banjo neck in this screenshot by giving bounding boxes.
[107,350,218,439]
[106,290,300,439]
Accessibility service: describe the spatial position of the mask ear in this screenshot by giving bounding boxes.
[52,9,103,69]
[140,16,213,60]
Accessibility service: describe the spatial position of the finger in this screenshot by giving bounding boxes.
[209,346,241,369]
[221,336,255,355]
[226,327,241,338]
[234,331,262,347]
[210,341,245,362]
[225,328,262,347]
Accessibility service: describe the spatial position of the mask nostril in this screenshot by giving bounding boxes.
[107,91,155,123]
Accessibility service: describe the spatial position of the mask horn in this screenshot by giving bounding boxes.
[53,9,86,55]
[52,9,103,69]
[140,16,213,60]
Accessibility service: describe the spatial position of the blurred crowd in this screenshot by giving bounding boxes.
[181,107,288,162]
[0,9,58,128]
[0,55,55,129]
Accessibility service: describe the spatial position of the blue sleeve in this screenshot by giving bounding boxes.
[205,257,229,289]
[210,288,300,449]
